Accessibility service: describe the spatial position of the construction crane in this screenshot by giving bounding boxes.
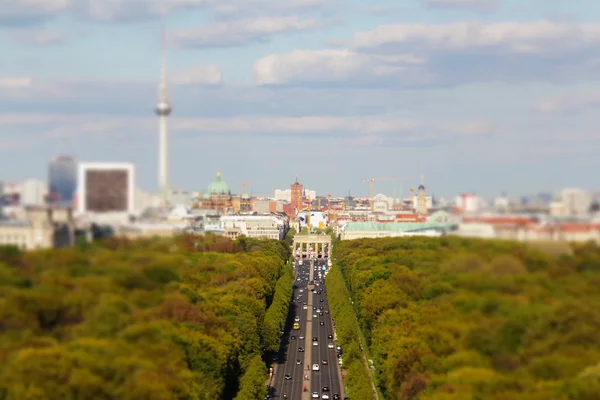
[241,181,254,195]
[362,177,407,211]
[327,193,331,224]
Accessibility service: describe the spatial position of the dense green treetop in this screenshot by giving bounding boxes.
[333,236,600,400]
[0,234,292,400]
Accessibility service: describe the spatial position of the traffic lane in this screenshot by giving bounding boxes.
[272,264,306,398]
[281,299,304,398]
[310,283,341,399]
[317,293,333,396]
[322,290,342,398]
[272,287,299,397]
[311,301,322,397]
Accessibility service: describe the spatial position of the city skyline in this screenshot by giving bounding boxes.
[1,0,599,197]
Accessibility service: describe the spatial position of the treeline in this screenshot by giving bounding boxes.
[334,236,600,400]
[0,234,292,400]
[326,266,377,400]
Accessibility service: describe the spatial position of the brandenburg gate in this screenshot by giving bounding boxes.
[293,234,332,258]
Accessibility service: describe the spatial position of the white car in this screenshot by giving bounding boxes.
[322,394,330,400]
[312,364,320,371]
[294,316,300,322]
[328,343,334,349]
[303,305,308,310]
[313,341,318,346]
[312,393,319,398]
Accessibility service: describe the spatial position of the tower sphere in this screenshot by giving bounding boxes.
[156,101,172,116]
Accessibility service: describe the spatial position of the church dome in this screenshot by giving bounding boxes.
[207,171,230,196]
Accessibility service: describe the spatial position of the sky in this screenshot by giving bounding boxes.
[1,0,600,199]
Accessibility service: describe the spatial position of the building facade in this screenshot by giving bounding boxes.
[48,155,77,206]
[76,162,136,215]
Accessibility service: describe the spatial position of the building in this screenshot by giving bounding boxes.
[20,179,48,207]
[221,215,288,240]
[196,171,235,214]
[0,206,74,250]
[76,162,136,216]
[48,155,77,206]
[290,178,303,216]
[550,189,592,217]
[340,221,457,240]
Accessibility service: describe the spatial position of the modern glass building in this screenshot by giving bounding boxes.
[48,156,77,206]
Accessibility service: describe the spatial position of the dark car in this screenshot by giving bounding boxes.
[285,373,292,380]
[328,334,333,339]
[296,359,302,365]
[291,336,296,340]
[299,347,305,352]
[333,395,340,400]
[320,299,324,302]
[322,386,329,392]
[322,360,328,365]
[320,322,324,326]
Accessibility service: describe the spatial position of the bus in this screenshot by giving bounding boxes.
[293,322,300,330]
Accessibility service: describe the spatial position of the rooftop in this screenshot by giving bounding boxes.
[343,221,456,232]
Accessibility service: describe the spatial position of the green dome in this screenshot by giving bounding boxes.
[206,171,230,197]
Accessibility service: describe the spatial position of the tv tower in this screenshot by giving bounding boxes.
[155,29,172,204]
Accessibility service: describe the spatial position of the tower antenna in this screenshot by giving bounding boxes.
[156,23,172,204]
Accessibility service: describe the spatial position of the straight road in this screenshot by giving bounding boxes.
[271,258,342,400]
[310,260,342,400]
[272,261,309,399]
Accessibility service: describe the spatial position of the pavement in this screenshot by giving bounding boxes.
[270,258,342,400]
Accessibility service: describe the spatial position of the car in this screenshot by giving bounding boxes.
[299,335,305,340]
[313,314,317,318]
[328,334,333,339]
[312,364,320,371]
[320,299,324,302]
[328,342,334,349]
[313,340,319,346]
[313,306,317,310]
[333,395,340,400]
[303,305,308,310]
[319,306,324,310]
[322,386,329,392]
[313,337,318,341]
[295,316,300,322]
[284,373,292,380]
[311,393,319,399]
[296,359,302,365]
[325,310,329,314]
[322,360,328,365]
[298,347,305,352]
[291,336,296,340]
[320,322,324,326]
[322,394,329,400]
[299,289,304,293]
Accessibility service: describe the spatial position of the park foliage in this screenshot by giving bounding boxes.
[331,236,600,400]
[0,234,293,400]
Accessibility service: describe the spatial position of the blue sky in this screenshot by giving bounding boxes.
[1,0,600,199]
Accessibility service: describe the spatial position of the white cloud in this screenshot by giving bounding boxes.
[536,92,600,113]
[0,77,34,88]
[171,65,223,86]
[80,0,217,21]
[213,0,335,18]
[170,16,323,48]
[0,112,490,150]
[253,49,432,86]
[13,29,67,46]
[0,0,69,23]
[423,0,498,11]
[352,21,600,54]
